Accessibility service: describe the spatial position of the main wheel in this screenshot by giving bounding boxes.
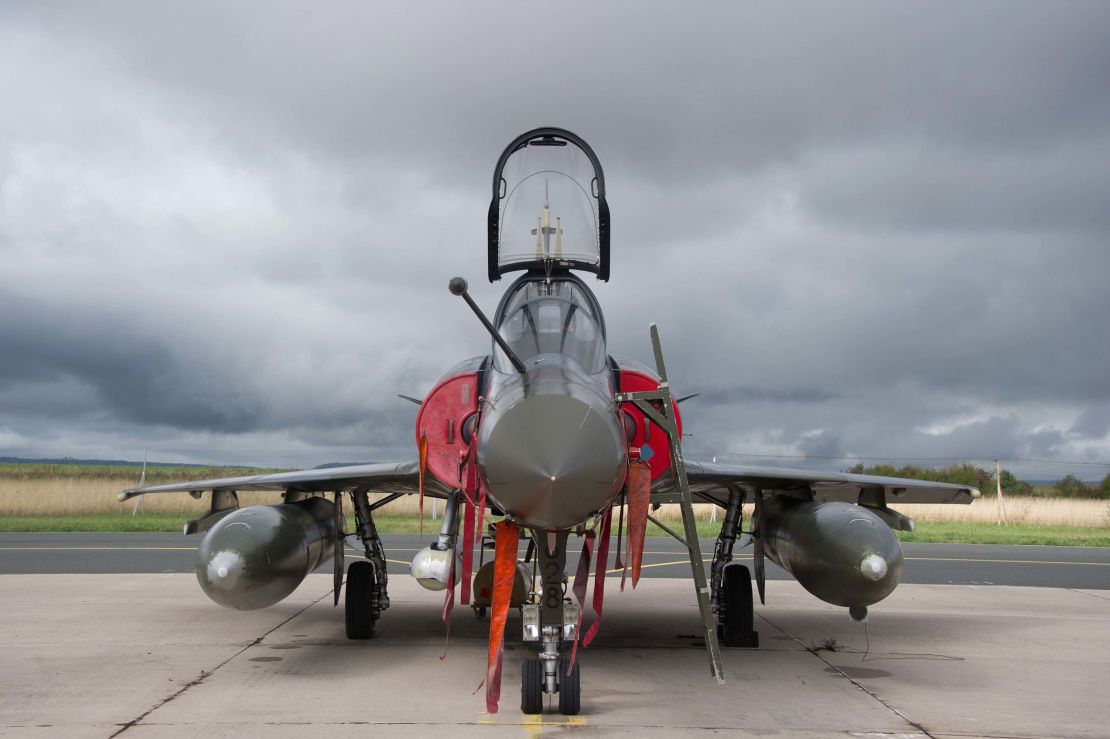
[558,657,581,716]
[521,658,544,714]
[345,561,376,639]
[720,563,758,648]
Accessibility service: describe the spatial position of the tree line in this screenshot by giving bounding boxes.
[847,463,1110,500]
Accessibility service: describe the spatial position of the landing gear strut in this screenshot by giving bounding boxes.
[711,487,758,647]
[520,531,581,715]
[346,487,391,639]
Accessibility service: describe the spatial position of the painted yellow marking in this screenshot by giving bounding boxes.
[606,559,694,574]
[385,559,410,567]
[477,713,587,729]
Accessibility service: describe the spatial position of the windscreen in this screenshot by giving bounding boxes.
[496,140,600,271]
[494,280,606,374]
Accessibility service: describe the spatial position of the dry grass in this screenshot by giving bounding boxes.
[890,497,1110,528]
[0,478,447,518]
[1,477,1107,529]
[655,498,1109,528]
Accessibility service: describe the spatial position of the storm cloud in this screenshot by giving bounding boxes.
[1,1,1108,479]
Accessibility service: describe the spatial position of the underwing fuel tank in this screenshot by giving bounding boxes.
[195,497,336,610]
[760,498,903,609]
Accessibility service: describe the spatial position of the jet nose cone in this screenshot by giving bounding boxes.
[480,393,625,529]
[860,553,889,582]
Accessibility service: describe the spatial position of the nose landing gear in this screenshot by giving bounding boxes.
[519,531,582,715]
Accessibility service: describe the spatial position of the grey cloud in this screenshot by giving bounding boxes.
[797,431,845,460]
[1071,405,1110,440]
[1,2,1108,474]
[800,141,1110,234]
[12,3,1110,181]
[698,386,838,405]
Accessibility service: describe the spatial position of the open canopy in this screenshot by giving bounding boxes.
[487,128,609,282]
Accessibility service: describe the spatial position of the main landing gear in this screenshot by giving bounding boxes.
[520,531,581,715]
[711,487,759,648]
[345,487,391,639]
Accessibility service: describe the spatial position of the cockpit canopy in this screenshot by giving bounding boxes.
[493,276,608,375]
[488,128,610,282]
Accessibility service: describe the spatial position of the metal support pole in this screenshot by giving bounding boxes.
[995,459,1009,526]
[434,492,462,551]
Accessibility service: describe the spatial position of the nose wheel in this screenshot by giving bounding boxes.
[558,657,581,715]
[521,658,543,714]
[521,654,581,715]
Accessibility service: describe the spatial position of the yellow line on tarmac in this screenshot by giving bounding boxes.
[904,556,1110,566]
[606,559,694,574]
[478,714,587,729]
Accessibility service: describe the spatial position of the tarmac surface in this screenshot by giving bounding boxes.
[2,564,1109,736]
[3,533,1110,589]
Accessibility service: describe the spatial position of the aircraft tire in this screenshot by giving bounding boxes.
[521,658,544,714]
[721,563,758,648]
[345,561,376,639]
[558,657,581,715]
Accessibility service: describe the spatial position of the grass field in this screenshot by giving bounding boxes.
[1,467,1108,546]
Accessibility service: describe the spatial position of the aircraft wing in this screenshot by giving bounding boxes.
[659,460,979,505]
[118,461,438,501]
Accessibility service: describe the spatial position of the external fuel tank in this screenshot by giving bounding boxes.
[195,497,337,610]
[760,498,903,609]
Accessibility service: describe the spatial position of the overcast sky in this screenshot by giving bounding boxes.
[2,2,1108,479]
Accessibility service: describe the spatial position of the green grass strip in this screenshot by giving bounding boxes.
[895,521,1110,547]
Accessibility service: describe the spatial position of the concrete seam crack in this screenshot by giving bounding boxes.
[111,588,331,737]
[1065,587,1110,602]
[755,612,936,739]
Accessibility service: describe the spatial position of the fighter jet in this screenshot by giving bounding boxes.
[120,127,979,716]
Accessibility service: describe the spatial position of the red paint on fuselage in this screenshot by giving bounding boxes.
[617,369,682,480]
[415,372,480,488]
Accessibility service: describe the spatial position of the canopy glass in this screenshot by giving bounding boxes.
[488,129,609,281]
[493,279,606,374]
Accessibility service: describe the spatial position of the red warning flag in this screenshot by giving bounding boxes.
[438,541,456,661]
[583,506,613,647]
[625,461,651,590]
[460,495,476,605]
[459,435,480,605]
[613,493,625,570]
[485,520,520,714]
[475,481,487,554]
[417,434,429,537]
[567,528,595,672]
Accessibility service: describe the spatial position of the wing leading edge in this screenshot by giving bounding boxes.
[118,460,436,501]
[666,460,979,505]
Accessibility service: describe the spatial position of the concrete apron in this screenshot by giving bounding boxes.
[1,575,1107,738]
